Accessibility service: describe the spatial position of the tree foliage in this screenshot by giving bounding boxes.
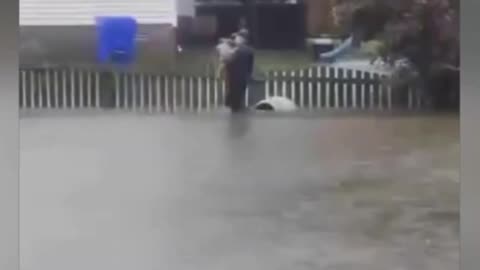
[333,0,459,109]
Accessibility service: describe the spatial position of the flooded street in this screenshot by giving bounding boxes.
[20,113,459,270]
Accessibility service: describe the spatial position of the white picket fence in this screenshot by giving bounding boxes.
[100,71,230,113]
[264,64,425,111]
[20,68,102,110]
[19,66,425,112]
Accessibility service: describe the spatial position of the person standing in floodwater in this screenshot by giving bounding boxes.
[225,31,255,113]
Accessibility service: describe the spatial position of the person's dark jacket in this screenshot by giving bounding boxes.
[226,44,255,85]
[224,44,255,110]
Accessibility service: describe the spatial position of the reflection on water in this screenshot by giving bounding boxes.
[228,113,252,138]
[20,113,459,270]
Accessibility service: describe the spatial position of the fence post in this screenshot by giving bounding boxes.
[247,78,266,108]
[99,71,116,109]
[20,71,26,109]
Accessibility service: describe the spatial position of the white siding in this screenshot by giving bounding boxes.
[20,0,178,26]
[177,0,195,16]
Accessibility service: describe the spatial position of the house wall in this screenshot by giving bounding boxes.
[20,0,178,26]
[19,0,182,68]
[20,24,177,69]
[176,0,196,45]
[177,0,195,17]
[305,0,337,36]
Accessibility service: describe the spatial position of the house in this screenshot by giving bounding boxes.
[20,0,196,67]
[19,0,340,67]
[182,0,338,49]
[191,0,307,49]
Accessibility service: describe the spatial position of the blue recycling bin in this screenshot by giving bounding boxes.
[96,16,138,64]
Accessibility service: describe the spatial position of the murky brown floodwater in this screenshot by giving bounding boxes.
[20,113,459,270]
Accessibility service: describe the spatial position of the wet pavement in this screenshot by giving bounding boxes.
[20,112,459,270]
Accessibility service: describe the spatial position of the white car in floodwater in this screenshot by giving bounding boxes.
[329,58,393,75]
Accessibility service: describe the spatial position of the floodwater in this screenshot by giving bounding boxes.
[20,112,459,270]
